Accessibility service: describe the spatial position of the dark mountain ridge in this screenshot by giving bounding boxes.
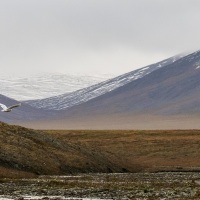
[60,50,200,116]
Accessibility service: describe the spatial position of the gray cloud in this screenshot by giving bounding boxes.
[0,0,200,76]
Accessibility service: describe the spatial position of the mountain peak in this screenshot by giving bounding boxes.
[25,53,186,110]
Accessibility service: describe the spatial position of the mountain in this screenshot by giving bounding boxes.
[25,54,185,110]
[22,50,200,129]
[3,51,200,129]
[0,73,113,101]
[0,94,52,123]
[70,50,200,115]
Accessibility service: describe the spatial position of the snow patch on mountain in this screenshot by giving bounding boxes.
[25,54,186,110]
[0,73,114,101]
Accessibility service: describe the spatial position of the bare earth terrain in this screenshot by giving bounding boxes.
[1,173,200,199]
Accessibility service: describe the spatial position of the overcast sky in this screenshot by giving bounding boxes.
[1,0,200,76]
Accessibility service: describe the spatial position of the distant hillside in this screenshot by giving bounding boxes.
[25,54,185,110]
[2,51,200,129]
[61,50,200,116]
[22,50,200,129]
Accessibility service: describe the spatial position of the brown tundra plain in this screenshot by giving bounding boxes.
[2,122,200,199]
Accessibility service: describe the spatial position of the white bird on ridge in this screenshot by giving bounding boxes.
[0,103,21,112]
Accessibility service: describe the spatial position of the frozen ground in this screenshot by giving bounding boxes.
[1,172,200,199]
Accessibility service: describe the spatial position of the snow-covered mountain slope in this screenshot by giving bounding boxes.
[0,73,113,101]
[25,54,186,110]
[60,50,200,117]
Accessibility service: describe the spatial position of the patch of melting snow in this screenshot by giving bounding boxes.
[196,66,200,69]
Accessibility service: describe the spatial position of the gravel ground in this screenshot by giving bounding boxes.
[1,172,200,200]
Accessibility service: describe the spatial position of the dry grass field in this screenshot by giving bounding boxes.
[45,129,200,172]
[1,121,200,178]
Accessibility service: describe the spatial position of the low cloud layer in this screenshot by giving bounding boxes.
[1,0,200,76]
